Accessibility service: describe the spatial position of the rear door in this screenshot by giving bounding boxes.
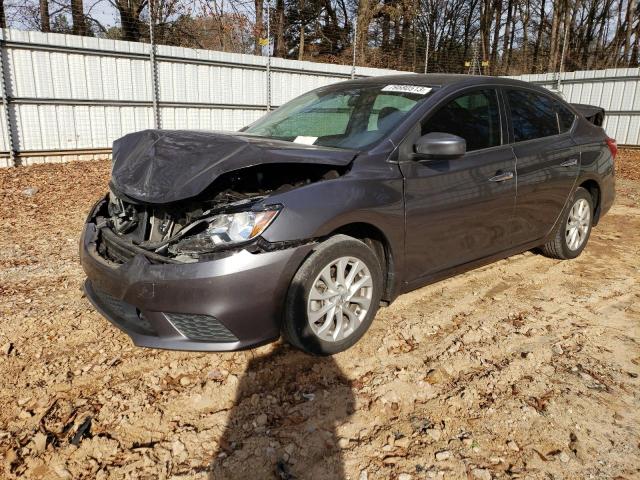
[504,89,580,246]
[399,88,517,286]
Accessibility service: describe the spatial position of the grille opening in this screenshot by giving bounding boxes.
[165,313,238,343]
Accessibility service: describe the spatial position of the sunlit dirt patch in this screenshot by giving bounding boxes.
[0,154,638,479]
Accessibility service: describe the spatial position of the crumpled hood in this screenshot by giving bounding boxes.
[110,129,357,204]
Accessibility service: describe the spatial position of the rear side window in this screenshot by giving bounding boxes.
[421,89,501,151]
[507,90,558,142]
[556,102,576,133]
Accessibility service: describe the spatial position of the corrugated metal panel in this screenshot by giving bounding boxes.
[9,104,156,150]
[0,28,407,161]
[0,104,8,153]
[158,107,263,131]
[0,28,637,167]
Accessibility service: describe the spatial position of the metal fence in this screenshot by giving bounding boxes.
[0,28,405,167]
[0,28,638,167]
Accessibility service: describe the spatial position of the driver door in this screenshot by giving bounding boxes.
[399,88,517,287]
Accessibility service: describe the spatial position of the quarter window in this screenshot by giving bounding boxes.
[507,90,558,141]
[421,90,501,151]
[556,102,576,133]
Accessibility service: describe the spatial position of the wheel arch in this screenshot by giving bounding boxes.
[328,222,397,303]
[578,178,602,225]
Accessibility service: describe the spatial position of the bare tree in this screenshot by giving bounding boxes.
[0,0,6,28]
[71,0,87,34]
[254,0,264,54]
[112,0,148,41]
[39,0,50,31]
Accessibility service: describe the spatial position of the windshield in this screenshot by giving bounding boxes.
[243,84,433,149]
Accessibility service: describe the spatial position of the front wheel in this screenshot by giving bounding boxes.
[541,187,594,260]
[282,235,383,355]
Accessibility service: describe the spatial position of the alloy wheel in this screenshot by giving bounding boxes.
[307,256,373,342]
[565,198,591,251]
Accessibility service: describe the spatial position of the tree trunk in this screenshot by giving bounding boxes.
[40,0,50,32]
[581,0,598,67]
[623,0,637,64]
[381,0,391,51]
[254,0,264,55]
[548,1,561,71]
[273,0,285,57]
[462,0,479,63]
[117,4,141,41]
[480,0,492,70]
[508,8,516,62]
[490,0,503,74]
[533,0,546,72]
[631,15,640,66]
[595,0,613,67]
[356,0,374,59]
[401,6,412,63]
[501,0,513,73]
[519,0,530,73]
[71,0,88,35]
[298,24,305,60]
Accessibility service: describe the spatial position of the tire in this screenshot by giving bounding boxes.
[282,234,383,355]
[541,187,594,260]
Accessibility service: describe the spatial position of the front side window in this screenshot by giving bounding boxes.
[421,89,501,152]
[244,85,432,149]
[507,89,558,142]
[367,94,418,131]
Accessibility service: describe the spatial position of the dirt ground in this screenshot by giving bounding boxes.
[0,150,639,480]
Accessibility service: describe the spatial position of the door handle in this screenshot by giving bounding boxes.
[560,158,579,167]
[489,171,514,182]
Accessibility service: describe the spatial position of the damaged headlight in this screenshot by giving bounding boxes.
[169,207,280,254]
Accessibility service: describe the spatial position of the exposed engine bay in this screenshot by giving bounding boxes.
[92,163,345,264]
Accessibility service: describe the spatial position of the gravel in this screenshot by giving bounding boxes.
[1,156,639,479]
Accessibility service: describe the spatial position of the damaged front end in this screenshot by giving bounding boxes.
[80,129,357,351]
[90,163,345,264]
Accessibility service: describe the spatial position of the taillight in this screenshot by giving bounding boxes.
[606,137,618,159]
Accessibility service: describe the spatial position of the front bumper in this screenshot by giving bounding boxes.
[80,223,313,351]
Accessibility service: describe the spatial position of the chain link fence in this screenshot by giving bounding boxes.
[3,0,639,74]
[0,0,638,166]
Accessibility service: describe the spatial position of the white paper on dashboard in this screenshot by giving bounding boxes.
[293,136,318,145]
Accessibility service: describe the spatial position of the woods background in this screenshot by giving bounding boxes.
[2,0,639,75]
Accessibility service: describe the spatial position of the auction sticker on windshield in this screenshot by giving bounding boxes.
[381,85,432,95]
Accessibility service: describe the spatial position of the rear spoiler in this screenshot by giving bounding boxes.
[571,103,605,126]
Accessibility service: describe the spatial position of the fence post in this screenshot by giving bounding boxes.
[0,29,15,167]
[265,0,271,112]
[424,26,430,74]
[148,0,161,129]
[351,19,357,79]
[557,21,570,93]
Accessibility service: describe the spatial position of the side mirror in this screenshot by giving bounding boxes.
[414,132,466,159]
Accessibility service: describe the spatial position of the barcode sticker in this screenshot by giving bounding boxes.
[381,85,432,95]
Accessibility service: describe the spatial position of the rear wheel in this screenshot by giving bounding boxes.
[541,187,593,260]
[282,235,383,355]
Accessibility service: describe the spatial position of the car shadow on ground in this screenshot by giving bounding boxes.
[209,344,355,479]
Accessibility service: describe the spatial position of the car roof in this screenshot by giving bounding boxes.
[343,73,540,90]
